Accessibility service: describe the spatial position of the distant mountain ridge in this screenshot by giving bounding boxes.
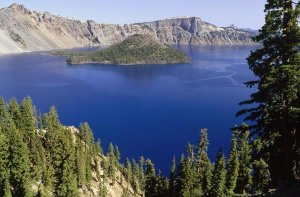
[0,3,257,54]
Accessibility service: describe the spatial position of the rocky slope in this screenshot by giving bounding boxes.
[65,126,143,197]
[0,3,257,54]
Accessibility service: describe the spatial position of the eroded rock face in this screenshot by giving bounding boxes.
[0,4,257,54]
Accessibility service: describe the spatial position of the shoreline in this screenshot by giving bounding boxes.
[0,43,260,56]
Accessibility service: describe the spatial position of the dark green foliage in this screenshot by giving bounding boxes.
[107,142,116,185]
[138,156,146,191]
[237,0,300,184]
[0,127,11,197]
[53,129,78,197]
[7,98,20,128]
[226,131,239,195]
[7,117,33,197]
[62,34,190,65]
[195,129,212,195]
[144,159,168,197]
[78,122,94,185]
[98,178,108,197]
[252,158,271,194]
[169,156,176,197]
[236,128,252,194]
[131,159,140,191]
[211,149,226,197]
[125,158,132,185]
[0,97,145,196]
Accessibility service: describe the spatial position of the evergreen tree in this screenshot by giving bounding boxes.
[236,128,252,194]
[98,170,108,197]
[7,98,20,128]
[144,159,157,197]
[0,129,11,197]
[139,156,146,191]
[43,106,62,190]
[54,129,78,197]
[7,115,33,197]
[19,97,45,180]
[75,134,86,187]
[177,145,199,197]
[252,158,271,194]
[131,159,140,191]
[169,156,176,197]
[195,128,212,195]
[237,0,300,184]
[114,145,121,166]
[78,122,94,185]
[226,131,240,195]
[107,142,116,185]
[0,97,5,120]
[211,149,226,197]
[125,158,132,185]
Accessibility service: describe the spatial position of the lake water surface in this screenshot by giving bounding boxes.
[0,45,255,174]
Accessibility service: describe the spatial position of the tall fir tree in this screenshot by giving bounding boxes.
[211,148,226,197]
[54,129,78,197]
[139,156,146,191]
[237,0,300,184]
[252,158,271,194]
[7,114,33,197]
[226,131,240,195]
[0,128,11,197]
[7,98,20,128]
[107,142,116,185]
[169,156,176,197]
[78,122,94,185]
[196,128,212,196]
[236,128,252,194]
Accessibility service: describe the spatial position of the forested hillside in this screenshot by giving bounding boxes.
[62,34,190,65]
[0,97,152,197]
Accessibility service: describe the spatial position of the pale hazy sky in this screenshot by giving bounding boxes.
[0,0,266,29]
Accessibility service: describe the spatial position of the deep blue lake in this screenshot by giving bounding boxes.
[0,45,255,174]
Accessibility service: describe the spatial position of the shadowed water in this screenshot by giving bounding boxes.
[0,45,256,174]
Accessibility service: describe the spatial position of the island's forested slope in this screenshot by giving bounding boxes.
[62,34,190,65]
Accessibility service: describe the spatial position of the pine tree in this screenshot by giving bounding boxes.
[236,129,252,194]
[252,158,271,194]
[0,97,5,120]
[78,122,94,185]
[132,159,140,191]
[176,144,199,197]
[98,180,108,197]
[211,149,226,197]
[18,97,46,181]
[169,156,176,197]
[107,142,116,185]
[226,131,240,195]
[115,145,121,165]
[0,129,11,197]
[144,159,157,197]
[43,106,62,190]
[7,98,20,128]
[7,116,33,197]
[139,156,146,191]
[54,129,78,197]
[76,134,86,186]
[196,128,212,195]
[237,0,300,184]
[125,158,132,185]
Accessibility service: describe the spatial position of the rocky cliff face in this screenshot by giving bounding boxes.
[0,3,257,54]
